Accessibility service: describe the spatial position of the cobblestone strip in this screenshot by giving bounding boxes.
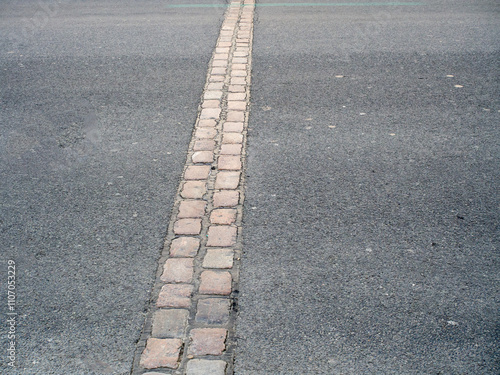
[132,1,254,374]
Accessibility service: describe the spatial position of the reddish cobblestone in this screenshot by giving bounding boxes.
[157,284,194,308]
[209,75,224,82]
[213,53,229,60]
[222,133,244,144]
[227,93,246,101]
[232,57,247,64]
[173,219,202,235]
[203,249,234,269]
[218,155,242,170]
[200,108,221,120]
[230,77,247,85]
[201,100,220,109]
[212,60,228,67]
[215,171,240,189]
[210,209,237,225]
[223,122,244,132]
[181,181,206,199]
[140,338,182,369]
[215,47,230,54]
[227,101,247,111]
[232,63,247,70]
[220,144,243,155]
[188,328,227,356]
[228,84,246,92]
[195,128,217,139]
[185,165,211,180]
[231,70,247,77]
[206,82,224,91]
[211,67,226,76]
[198,119,217,127]
[206,225,237,247]
[178,200,206,218]
[170,237,200,257]
[213,190,239,207]
[193,140,215,151]
[192,151,213,164]
[226,111,245,122]
[160,258,194,283]
[199,270,232,295]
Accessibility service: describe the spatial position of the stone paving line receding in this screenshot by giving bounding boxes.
[132,1,254,374]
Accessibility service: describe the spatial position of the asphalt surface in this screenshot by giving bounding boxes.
[236,1,499,374]
[0,1,224,373]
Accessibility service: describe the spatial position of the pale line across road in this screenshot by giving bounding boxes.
[164,2,423,8]
[131,1,254,374]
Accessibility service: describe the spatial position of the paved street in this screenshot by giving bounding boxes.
[1,0,499,374]
[0,1,224,373]
[236,0,499,374]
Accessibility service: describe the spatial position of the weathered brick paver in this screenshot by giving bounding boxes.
[140,338,182,369]
[184,165,211,180]
[210,209,237,225]
[160,258,194,283]
[157,284,194,308]
[206,226,237,247]
[220,143,243,155]
[218,155,242,170]
[199,270,232,295]
[170,237,200,257]
[173,219,202,235]
[136,0,254,372]
[195,298,231,325]
[223,121,244,132]
[186,359,226,375]
[192,150,214,164]
[181,181,206,199]
[178,200,207,219]
[152,309,189,338]
[203,249,234,269]
[213,190,240,207]
[188,328,227,356]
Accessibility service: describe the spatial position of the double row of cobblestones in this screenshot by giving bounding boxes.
[134,1,254,374]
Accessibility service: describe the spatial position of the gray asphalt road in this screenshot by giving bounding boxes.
[236,1,499,374]
[0,1,224,373]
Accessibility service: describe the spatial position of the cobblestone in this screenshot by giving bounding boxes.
[213,190,239,207]
[173,219,202,235]
[203,249,234,269]
[160,258,194,283]
[206,225,237,247]
[169,237,200,257]
[188,328,227,356]
[184,165,211,180]
[186,359,226,375]
[157,284,193,308]
[195,298,231,325]
[210,209,237,225]
[178,200,207,219]
[199,270,232,295]
[140,338,182,369]
[137,0,254,371]
[180,181,206,199]
[220,143,243,155]
[151,309,189,338]
[215,171,241,189]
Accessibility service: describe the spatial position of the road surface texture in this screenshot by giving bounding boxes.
[235,0,499,374]
[0,1,224,373]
